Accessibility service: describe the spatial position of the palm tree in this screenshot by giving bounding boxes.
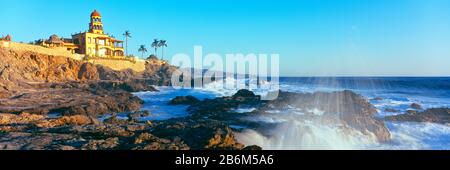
[138,45,147,59]
[152,39,160,56]
[151,39,159,56]
[158,40,167,60]
[123,30,131,56]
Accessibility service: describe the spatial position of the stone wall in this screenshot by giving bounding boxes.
[87,59,146,72]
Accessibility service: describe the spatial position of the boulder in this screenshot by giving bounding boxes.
[169,95,200,105]
[233,89,257,98]
[410,103,422,110]
[151,119,245,150]
[185,89,391,142]
[385,108,450,124]
[78,62,99,80]
[35,115,98,128]
[242,145,263,150]
[384,108,400,113]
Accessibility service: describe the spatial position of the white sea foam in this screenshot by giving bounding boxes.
[232,107,257,113]
[237,109,450,150]
[236,119,377,150]
[370,122,450,149]
[132,77,450,149]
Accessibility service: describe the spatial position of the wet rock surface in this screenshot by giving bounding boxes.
[384,108,400,113]
[169,95,200,105]
[0,83,144,116]
[175,89,391,142]
[0,110,249,150]
[0,46,404,149]
[0,88,397,150]
[0,47,163,117]
[410,103,423,110]
[385,108,450,124]
[0,44,200,150]
[151,118,245,150]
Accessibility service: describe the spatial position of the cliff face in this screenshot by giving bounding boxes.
[142,59,178,86]
[0,45,252,151]
[0,48,142,92]
[0,46,171,115]
[0,48,82,86]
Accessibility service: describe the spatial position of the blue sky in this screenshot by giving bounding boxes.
[1,0,450,76]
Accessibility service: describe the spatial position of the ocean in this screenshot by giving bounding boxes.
[132,77,450,150]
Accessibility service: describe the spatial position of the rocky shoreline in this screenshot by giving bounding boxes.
[1,47,449,150]
[0,46,257,150]
[170,89,391,142]
[385,108,450,125]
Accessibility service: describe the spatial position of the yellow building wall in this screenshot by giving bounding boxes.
[82,33,124,57]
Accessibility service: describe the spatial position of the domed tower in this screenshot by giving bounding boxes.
[89,10,104,34]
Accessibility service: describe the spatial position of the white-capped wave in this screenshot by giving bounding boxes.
[236,119,377,150]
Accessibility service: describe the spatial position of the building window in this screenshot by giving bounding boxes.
[88,48,91,54]
[88,37,91,44]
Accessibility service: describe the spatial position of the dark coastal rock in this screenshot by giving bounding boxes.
[55,91,143,116]
[127,112,141,122]
[242,145,263,150]
[385,108,450,124]
[1,44,220,150]
[410,103,422,110]
[0,47,159,117]
[185,90,262,120]
[126,110,151,122]
[0,84,144,116]
[372,97,383,101]
[0,112,202,150]
[233,89,257,98]
[384,108,400,113]
[169,95,200,105]
[96,66,137,81]
[89,79,158,93]
[81,137,119,150]
[184,89,390,142]
[103,115,129,126]
[0,132,77,150]
[142,61,178,86]
[78,63,99,80]
[119,79,158,92]
[131,133,190,150]
[0,112,98,128]
[406,110,417,114]
[0,97,256,150]
[232,89,261,103]
[151,119,245,150]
